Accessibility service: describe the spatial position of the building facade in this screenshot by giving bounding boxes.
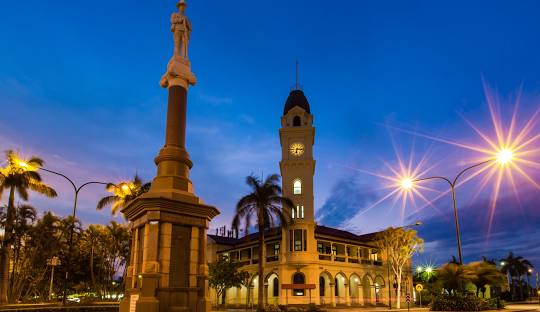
[208,88,411,307]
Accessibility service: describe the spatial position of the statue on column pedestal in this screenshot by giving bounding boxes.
[172,0,191,59]
[160,0,196,89]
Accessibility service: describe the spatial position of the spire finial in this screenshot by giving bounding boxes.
[295,60,299,90]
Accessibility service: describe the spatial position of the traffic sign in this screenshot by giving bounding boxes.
[415,284,423,292]
[406,294,411,302]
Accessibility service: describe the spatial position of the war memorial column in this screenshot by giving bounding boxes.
[120,1,219,312]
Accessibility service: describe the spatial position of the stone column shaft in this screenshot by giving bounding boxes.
[165,86,187,148]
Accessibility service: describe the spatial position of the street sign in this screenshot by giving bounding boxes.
[406,294,411,302]
[416,284,424,308]
[281,284,316,289]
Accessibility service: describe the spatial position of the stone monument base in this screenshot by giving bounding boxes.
[120,194,218,312]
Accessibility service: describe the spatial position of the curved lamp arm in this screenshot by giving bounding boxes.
[452,159,492,186]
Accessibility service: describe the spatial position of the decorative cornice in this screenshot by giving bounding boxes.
[121,195,220,224]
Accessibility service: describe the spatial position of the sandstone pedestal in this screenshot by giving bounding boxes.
[120,194,218,312]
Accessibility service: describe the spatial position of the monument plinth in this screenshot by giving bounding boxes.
[120,2,219,312]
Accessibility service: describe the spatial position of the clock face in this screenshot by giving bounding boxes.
[289,142,305,156]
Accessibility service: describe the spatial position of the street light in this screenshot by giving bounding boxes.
[399,148,514,264]
[527,268,533,300]
[38,167,120,304]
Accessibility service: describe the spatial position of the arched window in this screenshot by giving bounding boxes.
[273,277,279,297]
[335,278,339,297]
[293,273,305,296]
[319,276,325,297]
[293,179,302,194]
[293,116,301,127]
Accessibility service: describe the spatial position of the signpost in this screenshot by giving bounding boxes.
[282,284,316,306]
[46,256,61,300]
[406,293,411,312]
[415,284,424,308]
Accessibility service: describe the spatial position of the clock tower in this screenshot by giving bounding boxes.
[279,87,317,262]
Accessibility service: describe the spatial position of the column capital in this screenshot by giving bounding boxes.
[160,56,197,89]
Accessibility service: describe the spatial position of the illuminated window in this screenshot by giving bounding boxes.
[294,229,302,251]
[289,230,293,251]
[294,205,304,219]
[293,273,305,296]
[293,179,302,194]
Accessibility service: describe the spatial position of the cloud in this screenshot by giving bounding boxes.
[239,114,256,125]
[316,175,379,228]
[197,93,233,106]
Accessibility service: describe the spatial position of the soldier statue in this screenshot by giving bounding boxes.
[171,0,191,59]
[160,0,196,88]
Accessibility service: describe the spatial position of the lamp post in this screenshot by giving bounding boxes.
[387,220,422,309]
[412,160,490,264]
[399,147,515,265]
[535,271,540,303]
[39,167,114,304]
[527,268,533,300]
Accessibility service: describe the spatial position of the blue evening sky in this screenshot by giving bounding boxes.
[1,0,540,268]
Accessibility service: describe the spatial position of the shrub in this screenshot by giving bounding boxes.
[306,303,325,312]
[265,305,282,312]
[417,292,434,306]
[431,293,505,311]
[431,294,482,311]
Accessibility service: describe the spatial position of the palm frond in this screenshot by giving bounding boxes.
[132,174,143,187]
[105,183,117,192]
[264,174,281,185]
[236,194,257,212]
[140,182,151,194]
[245,175,261,191]
[16,187,29,201]
[111,200,125,215]
[24,170,42,182]
[28,182,57,198]
[96,196,118,210]
[27,157,44,167]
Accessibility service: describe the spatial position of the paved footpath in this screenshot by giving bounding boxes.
[505,303,540,311]
[213,303,540,312]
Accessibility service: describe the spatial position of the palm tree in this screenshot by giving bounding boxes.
[232,174,293,312]
[0,150,57,303]
[0,204,37,301]
[105,221,130,296]
[96,174,151,215]
[436,262,475,294]
[468,261,506,297]
[83,225,102,297]
[501,252,533,300]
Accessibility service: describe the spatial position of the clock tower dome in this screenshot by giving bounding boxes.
[279,87,316,257]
